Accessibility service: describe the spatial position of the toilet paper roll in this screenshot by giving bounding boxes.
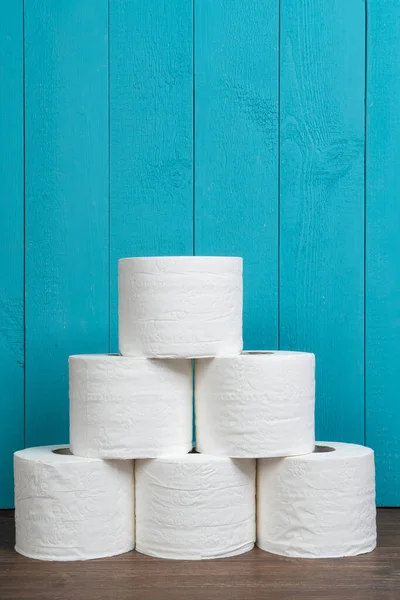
[195,351,315,457]
[14,445,134,561]
[135,454,256,559]
[69,354,192,458]
[257,442,377,558]
[118,256,243,358]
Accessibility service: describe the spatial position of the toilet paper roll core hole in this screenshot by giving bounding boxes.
[244,351,275,355]
[52,448,73,456]
[314,445,335,453]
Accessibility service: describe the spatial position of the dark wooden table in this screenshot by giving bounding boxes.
[1,509,399,600]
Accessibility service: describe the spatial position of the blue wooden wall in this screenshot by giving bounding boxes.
[0,0,399,507]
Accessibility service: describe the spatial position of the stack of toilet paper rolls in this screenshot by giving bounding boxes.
[14,256,377,561]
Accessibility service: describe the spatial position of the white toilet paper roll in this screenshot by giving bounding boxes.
[257,442,377,558]
[195,351,315,457]
[118,256,243,358]
[135,454,256,559]
[69,354,192,458]
[14,445,134,561]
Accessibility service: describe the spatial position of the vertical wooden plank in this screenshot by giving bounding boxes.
[366,1,400,506]
[195,0,279,349]
[25,1,109,447]
[109,0,193,349]
[0,1,24,507]
[280,0,365,442]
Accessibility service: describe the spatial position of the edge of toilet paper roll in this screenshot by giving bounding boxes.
[120,353,242,360]
[119,344,244,360]
[70,351,211,363]
[14,544,135,562]
[118,256,243,263]
[135,542,254,561]
[307,441,373,460]
[69,353,120,358]
[257,442,374,463]
[240,350,315,358]
[69,353,200,363]
[195,443,316,459]
[69,353,197,362]
[255,539,377,559]
[69,354,149,361]
[70,444,193,460]
[14,445,105,465]
[135,453,254,465]
[194,350,315,362]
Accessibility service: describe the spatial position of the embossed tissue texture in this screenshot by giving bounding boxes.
[69,354,192,459]
[195,351,315,457]
[257,442,377,558]
[14,445,134,561]
[118,256,243,358]
[135,454,256,559]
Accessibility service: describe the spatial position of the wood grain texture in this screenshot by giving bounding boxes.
[0,2,24,508]
[279,0,365,443]
[194,0,279,349]
[366,1,400,507]
[0,509,399,600]
[109,0,193,350]
[24,1,109,447]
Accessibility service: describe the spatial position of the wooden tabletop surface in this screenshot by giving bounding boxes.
[1,508,399,600]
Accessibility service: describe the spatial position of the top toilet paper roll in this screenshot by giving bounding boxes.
[195,351,315,457]
[257,442,377,558]
[135,453,256,560]
[14,445,134,561]
[69,354,192,458]
[118,256,243,358]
